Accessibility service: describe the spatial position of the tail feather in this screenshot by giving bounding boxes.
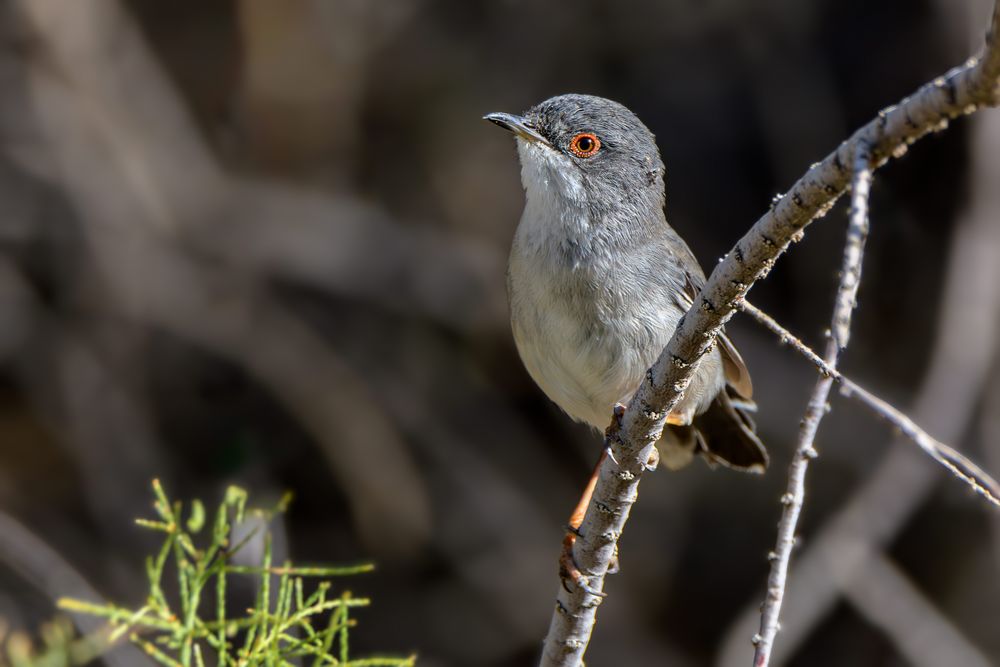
[692,387,768,473]
[656,387,768,473]
[658,423,700,471]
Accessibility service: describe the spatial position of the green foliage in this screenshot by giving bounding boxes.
[44,480,416,667]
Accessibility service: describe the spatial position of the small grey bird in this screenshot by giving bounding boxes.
[486,94,767,472]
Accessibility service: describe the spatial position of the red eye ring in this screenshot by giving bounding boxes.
[568,132,601,158]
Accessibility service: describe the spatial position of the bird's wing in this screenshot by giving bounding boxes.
[677,262,754,401]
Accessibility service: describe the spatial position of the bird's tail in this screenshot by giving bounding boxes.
[657,387,768,473]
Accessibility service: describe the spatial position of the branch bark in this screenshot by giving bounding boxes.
[718,112,1000,665]
[739,300,1000,507]
[539,2,1000,664]
[752,141,873,667]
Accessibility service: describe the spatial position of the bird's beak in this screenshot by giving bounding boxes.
[483,112,550,146]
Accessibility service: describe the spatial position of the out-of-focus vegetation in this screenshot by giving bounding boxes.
[5,481,413,667]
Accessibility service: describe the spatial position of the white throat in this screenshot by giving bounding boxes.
[515,138,591,252]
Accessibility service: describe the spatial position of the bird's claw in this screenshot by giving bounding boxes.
[559,529,608,597]
[604,403,627,439]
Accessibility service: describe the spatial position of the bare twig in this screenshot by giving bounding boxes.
[719,111,1000,666]
[739,299,1000,507]
[540,2,1000,664]
[752,141,873,667]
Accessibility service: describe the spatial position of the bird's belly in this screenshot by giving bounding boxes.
[513,328,640,429]
[508,259,727,430]
[511,296,665,430]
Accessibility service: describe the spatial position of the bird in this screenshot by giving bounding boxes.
[485,94,767,593]
[485,93,767,477]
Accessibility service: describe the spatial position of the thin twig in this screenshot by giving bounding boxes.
[739,299,1000,508]
[718,108,1000,666]
[540,3,1000,665]
[752,141,873,667]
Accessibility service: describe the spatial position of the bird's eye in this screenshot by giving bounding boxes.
[568,133,601,158]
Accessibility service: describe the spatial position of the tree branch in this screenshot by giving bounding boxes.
[539,2,1000,665]
[718,108,1000,665]
[752,140,873,667]
[739,300,1000,508]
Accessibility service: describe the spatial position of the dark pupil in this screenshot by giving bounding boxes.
[577,137,593,151]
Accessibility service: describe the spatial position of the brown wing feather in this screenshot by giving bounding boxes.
[678,271,754,399]
[718,333,754,399]
[692,388,768,473]
[659,245,767,473]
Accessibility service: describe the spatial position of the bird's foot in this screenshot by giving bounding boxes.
[604,402,627,439]
[559,444,619,597]
[665,410,691,426]
[559,527,607,597]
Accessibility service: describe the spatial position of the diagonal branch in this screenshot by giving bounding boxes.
[739,300,1000,508]
[752,140,873,667]
[718,109,1000,667]
[539,2,1000,665]
[845,550,993,667]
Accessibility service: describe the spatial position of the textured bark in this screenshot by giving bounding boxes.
[753,144,873,667]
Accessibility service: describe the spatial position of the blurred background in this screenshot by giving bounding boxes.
[1,0,999,665]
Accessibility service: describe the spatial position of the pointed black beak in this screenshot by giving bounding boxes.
[483,112,550,146]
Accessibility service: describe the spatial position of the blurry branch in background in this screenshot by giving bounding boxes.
[2,0,547,659]
[12,0,506,334]
[540,1,1000,665]
[21,26,432,559]
[6,0,517,559]
[843,550,993,667]
[0,512,144,667]
[0,253,170,552]
[751,140,874,667]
